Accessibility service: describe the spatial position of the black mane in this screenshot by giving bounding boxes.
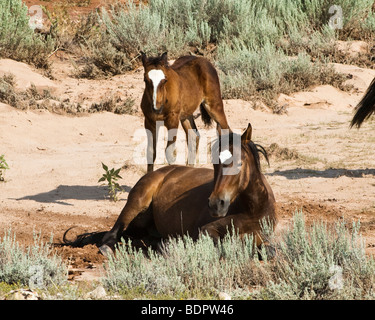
[246,140,269,171]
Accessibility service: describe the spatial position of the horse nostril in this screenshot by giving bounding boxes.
[220,199,225,207]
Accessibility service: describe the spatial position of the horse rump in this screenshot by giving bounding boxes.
[351,77,375,128]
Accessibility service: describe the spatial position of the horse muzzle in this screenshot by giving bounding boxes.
[208,197,230,218]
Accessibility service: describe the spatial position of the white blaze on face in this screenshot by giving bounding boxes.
[219,150,232,164]
[148,69,165,110]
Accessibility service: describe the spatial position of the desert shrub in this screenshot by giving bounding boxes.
[0,74,54,110]
[89,95,136,115]
[102,230,260,297]
[0,0,55,69]
[0,230,67,288]
[256,212,375,300]
[102,211,375,299]
[76,37,132,78]
[296,0,375,35]
[216,41,348,103]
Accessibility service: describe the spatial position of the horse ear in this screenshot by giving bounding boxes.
[161,51,168,66]
[241,123,252,144]
[140,51,147,66]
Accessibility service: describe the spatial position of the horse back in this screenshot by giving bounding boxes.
[171,55,198,69]
[171,56,219,81]
[170,55,221,104]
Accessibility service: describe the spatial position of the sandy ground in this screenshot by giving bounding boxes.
[0,50,374,280]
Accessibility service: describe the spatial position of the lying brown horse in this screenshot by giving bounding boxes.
[351,76,375,128]
[99,123,277,255]
[141,51,231,172]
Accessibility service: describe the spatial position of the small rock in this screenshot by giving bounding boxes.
[86,286,107,300]
[218,292,231,300]
[6,289,40,300]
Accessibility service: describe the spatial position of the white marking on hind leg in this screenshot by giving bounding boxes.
[148,69,165,110]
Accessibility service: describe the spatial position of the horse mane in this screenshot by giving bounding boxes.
[246,141,269,172]
[146,55,170,67]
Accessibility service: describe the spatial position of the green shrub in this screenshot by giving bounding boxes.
[216,41,348,103]
[257,212,375,299]
[0,230,67,288]
[0,0,55,69]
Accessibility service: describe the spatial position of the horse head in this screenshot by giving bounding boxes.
[208,123,267,218]
[141,51,170,113]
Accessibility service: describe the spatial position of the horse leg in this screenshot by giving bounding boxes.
[99,169,169,255]
[200,214,263,246]
[181,116,200,166]
[145,118,157,173]
[203,99,231,135]
[165,116,179,165]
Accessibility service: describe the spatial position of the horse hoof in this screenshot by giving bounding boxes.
[99,244,114,257]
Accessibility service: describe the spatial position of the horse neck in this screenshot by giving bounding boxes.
[239,155,269,215]
[165,68,179,87]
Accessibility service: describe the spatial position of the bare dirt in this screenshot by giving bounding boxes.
[1,4,374,281]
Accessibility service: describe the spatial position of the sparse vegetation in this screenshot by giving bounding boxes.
[89,95,136,115]
[0,74,54,110]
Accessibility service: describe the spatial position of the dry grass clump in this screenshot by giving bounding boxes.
[0,74,53,110]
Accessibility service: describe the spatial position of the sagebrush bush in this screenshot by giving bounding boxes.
[216,41,348,103]
[0,0,55,69]
[0,230,67,288]
[102,211,375,300]
[257,212,375,299]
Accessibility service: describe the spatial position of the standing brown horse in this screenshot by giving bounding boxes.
[99,123,277,255]
[140,51,231,172]
[351,76,375,128]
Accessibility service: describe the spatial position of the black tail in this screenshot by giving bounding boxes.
[62,227,106,247]
[351,77,375,128]
[200,102,212,127]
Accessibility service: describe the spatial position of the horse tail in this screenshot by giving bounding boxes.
[62,226,106,247]
[351,77,375,128]
[200,102,212,127]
